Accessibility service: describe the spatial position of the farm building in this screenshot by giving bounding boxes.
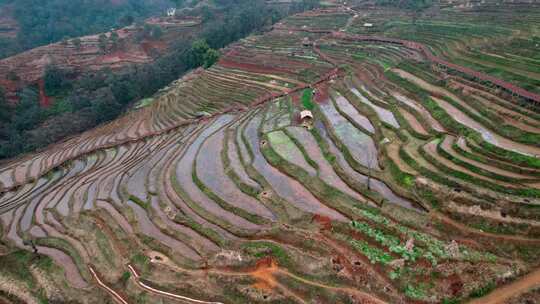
[300,110,314,128]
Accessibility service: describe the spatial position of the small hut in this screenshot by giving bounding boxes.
[302,37,313,47]
[300,110,314,129]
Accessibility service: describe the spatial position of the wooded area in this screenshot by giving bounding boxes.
[0,0,174,58]
[0,0,320,159]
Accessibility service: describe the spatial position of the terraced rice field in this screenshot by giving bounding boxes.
[2,1,540,303]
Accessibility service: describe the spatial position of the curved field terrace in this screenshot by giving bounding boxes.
[1,1,540,303]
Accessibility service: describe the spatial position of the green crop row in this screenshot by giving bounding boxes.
[355,208,497,263]
[350,239,393,265]
[351,221,422,262]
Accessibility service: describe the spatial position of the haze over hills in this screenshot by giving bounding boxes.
[1,0,540,303]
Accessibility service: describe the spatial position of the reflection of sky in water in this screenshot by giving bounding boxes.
[334,95,375,133]
[268,130,317,176]
[319,101,380,170]
[176,115,262,230]
[393,93,445,132]
[350,88,400,128]
[245,112,346,221]
[314,121,419,211]
[434,97,538,157]
[453,115,496,144]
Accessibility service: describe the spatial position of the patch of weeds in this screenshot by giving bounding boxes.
[129,195,150,210]
[404,283,427,299]
[469,281,496,298]
[131,253,151,274]
[119,271,131,285]
[241,241,291,267]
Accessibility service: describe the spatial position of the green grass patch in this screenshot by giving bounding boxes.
[241,241,292,267]
[350,239,393,265]
[469,281,496,298]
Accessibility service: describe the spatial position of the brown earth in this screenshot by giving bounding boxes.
[469,267,540,304]
[0,16,202,102]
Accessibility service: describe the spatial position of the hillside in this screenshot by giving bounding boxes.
[1,0,540,303]
[0,0,176,59]
[0,0,312,160]
[0,15,202,103]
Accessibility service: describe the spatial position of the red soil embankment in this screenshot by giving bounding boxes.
[37,79,51,107]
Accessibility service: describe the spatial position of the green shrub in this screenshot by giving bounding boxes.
[469,281,496,298]
[404,284,426,299]
[302,89,314,110]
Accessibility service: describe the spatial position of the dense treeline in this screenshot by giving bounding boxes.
[0,0,174,59]
[0,0,320,159]
[375,0,433,10]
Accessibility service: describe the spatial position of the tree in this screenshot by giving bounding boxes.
[301,89,314,110]
[72,37,82,50]
[302,0,320,10]
[110,31,120,50]
[187,39,210,68]
[90,88,121,124]
[44,66,72,96]
[366,148,374,190]
[119,15,135,27]
[7,70,19,81]
[151,26,163,39]
[110,32,119,43]
[143,23,153,37]
[12,88,41,131]
[202,48,219,68]
[185,39,220,68]
[201,5,214,22]
[0,86,11,123]
[171,0,186,8]
[67,92,91,111]
[98,34,108,53]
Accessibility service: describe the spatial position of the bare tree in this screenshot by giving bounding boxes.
[366,147,373,190]
[23,239,38,254]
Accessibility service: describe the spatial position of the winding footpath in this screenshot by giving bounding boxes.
[128,252,388,304]
[88,265,129,304]
[127,264,225,304]
[468,267,540,304]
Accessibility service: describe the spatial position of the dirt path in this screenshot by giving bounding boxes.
[88,266,129,304]
[140,249,388,304]
[468,267,540,304]
[276,267,387,304]
[128,264,226,304]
